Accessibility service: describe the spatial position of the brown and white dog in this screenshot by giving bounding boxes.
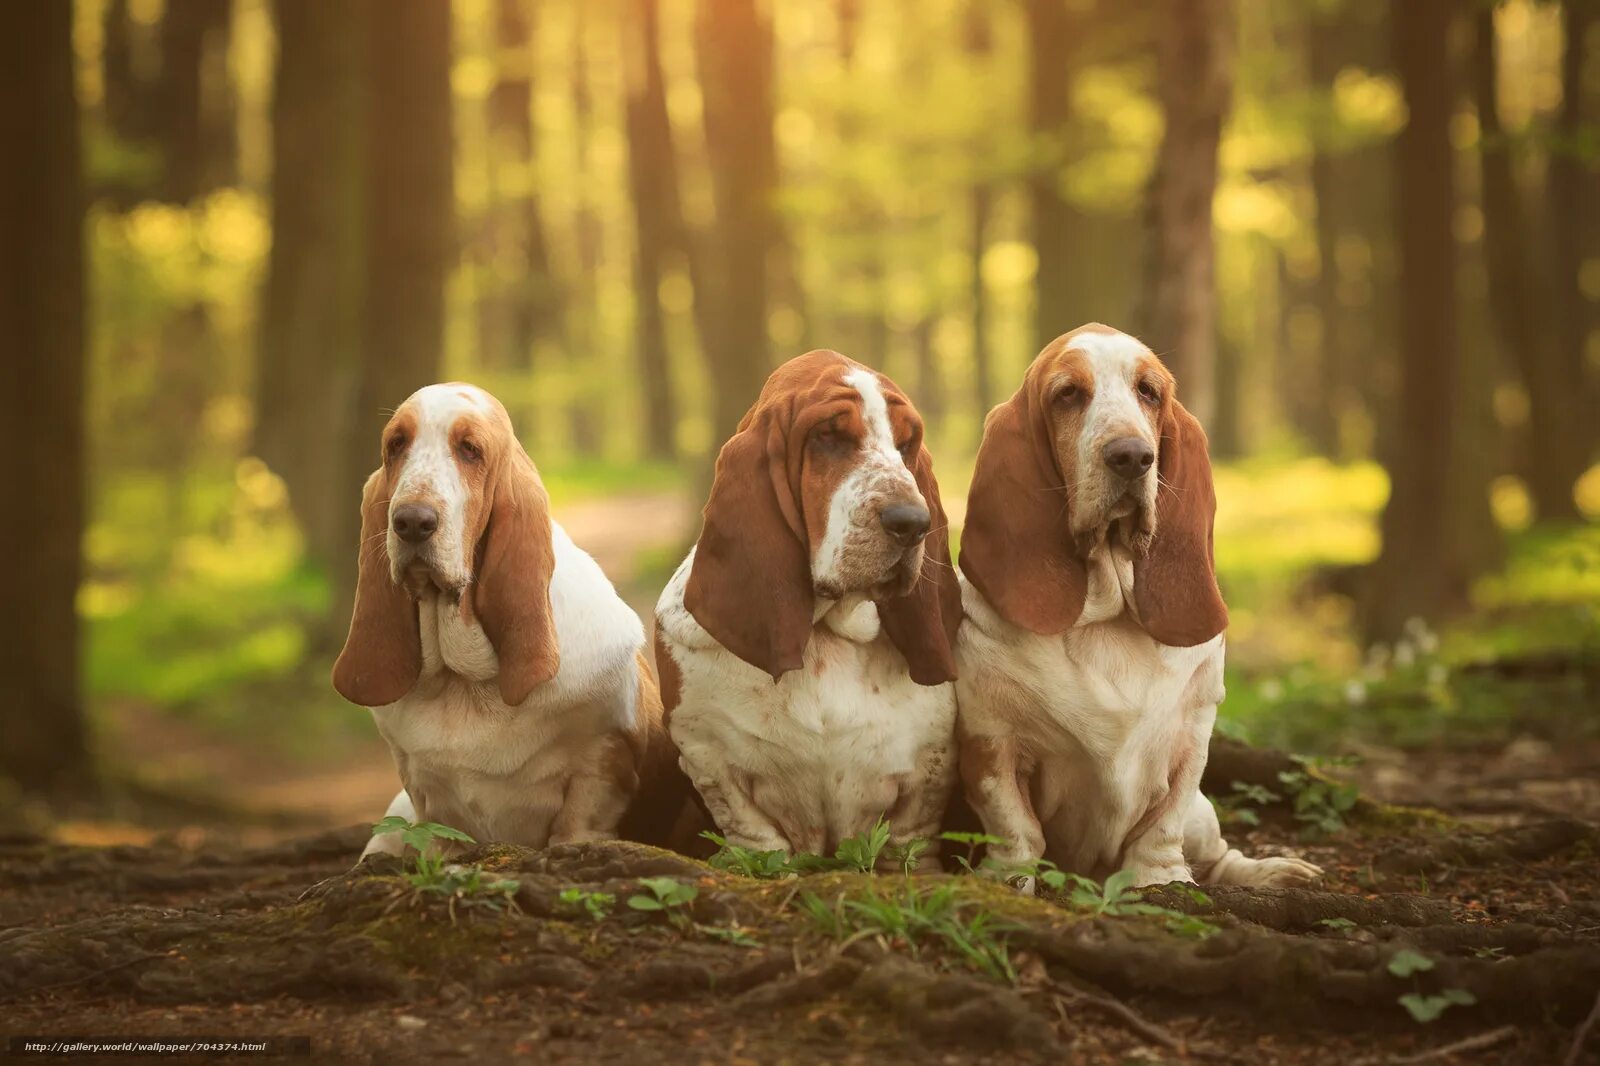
[333,383,669,859]
[654,351,963,864]
[955,325,1321,888]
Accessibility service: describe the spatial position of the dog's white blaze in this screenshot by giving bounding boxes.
[387,384,487,585]
[812,370,922,593]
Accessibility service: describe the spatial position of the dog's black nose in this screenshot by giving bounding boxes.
[391,503,439,544]
[880,503,932,547]
[1102,437,1155,480]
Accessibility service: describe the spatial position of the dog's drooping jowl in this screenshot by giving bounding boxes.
[655,351,963,867]
[955,324,1321,889]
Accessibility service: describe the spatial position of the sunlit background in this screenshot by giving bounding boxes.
[8,0,1597,841]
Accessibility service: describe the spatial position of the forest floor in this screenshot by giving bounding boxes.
[4,735,1598,1065]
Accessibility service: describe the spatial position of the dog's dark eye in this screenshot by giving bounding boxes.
[385,435,408,460]
[457,440,482,464]
[1138,380,1161,406]
[1055,384,1081,405]
[810,424,852,454]
[897,438,918,463]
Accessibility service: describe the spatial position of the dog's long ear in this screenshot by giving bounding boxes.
[473,444,561,704]
[877,443,962,685]
[333,470,421,706]
[685,408,814,681]
[1133,399,1228,647]
[958,366,1087,634]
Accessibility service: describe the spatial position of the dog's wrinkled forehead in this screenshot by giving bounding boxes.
[1051,325,1156,393]
[401,382,498,438]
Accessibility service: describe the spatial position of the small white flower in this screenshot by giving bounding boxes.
[1344,680,1368,705]
[1393,641,1416,668]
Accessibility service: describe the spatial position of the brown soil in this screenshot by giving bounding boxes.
[5,759,1599,1066]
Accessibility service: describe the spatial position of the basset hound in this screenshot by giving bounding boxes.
[333,383,672,859]
[654,351,963,866]
[955,324,1321,888]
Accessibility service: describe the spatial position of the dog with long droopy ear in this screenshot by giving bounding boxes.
[955,325,1321,888]
[655,351,963,866]
[333,383,673,858]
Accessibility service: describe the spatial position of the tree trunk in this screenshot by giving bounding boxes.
[1025,0,1081,352]
[341,0,454,623]
[622,0,682,461]
[1137,0,1233,425]
[0,1,92,795]
[694,0,779,444]
[478,0,556,376]
[966,1,995,423]
[156,0,234,203]
[1535,0,1598,521]
[1366,0,1467,642]
[255,0,366,578]
[566,10,604,456]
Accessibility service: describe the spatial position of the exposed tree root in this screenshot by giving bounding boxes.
[1025,914,1600,1025]
[1374,818,1599,874]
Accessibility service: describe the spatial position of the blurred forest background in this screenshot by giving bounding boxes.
[2,0,1596,839]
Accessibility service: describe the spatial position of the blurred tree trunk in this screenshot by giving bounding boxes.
[156,0,235,203]
[358,0,454,422]
[1025,0,1081,351]
[0,2,92,794]
[695,0,779,444]
[1137,0,1233,426]
[1366,0,1473,641]
[622,0,682,461]
[566,12,604,455]
[1537,0,1598,520]
[478,0,556,375]
[1304,5,1351,458]
[966,1,995,421]
[256,0,366,577]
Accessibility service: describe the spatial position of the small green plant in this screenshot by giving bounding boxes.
[1054,870,1219,939]
[1472,945,1505,960]
[701,818,930,879]
[1277,755,1362,837]
[372,816,477,882]
[1387,948,1475,1023]
[1213,780,1282,827]
[833,818,894,873]
[701,833,795,879]
[1386,948,1434,978]
[798,882,1017,982]
[1399,989,1476,1023]
[938,830,1009,873]
[1317,917,1357,933]
[557,887,615,923]
[628,876,700,928]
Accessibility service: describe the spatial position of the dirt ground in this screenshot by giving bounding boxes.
[4,737,1599,1066]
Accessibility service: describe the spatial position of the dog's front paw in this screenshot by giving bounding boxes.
[1230,854,1323,888]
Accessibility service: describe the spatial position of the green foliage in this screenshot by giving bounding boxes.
[370,817,518,915]
[557,887,615,923]
[834,818,894,873]
[1277,755,1363,838]
[701,818,912,879]
[1386,949,1435,978]
[798,882,1018,983]
[1317,917,1357,933]
[1212,780,1283,827]
[1398,989,1476,1023]
[627,877,700,927]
